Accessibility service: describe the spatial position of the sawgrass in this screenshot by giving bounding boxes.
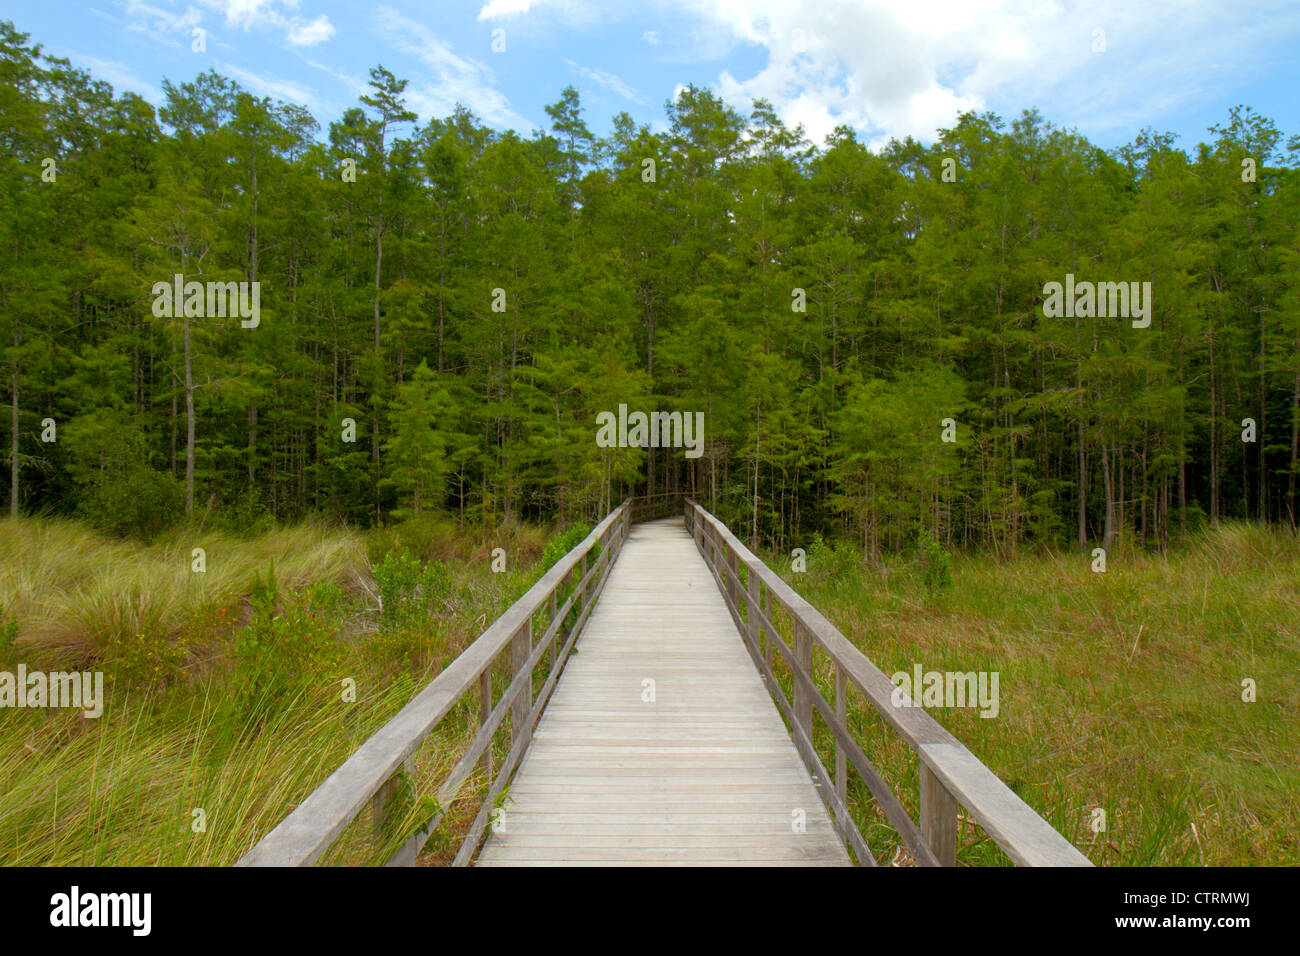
[0,515,552,866]
[778,521,1299,865]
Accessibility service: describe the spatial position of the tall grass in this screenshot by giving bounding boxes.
[0,516,366,662]
[5,515,1292,866]
[780,521,1299,865]
[0,514,557,866]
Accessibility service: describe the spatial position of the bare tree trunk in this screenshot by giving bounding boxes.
[373,202,383,524]
[1101,441,1115,556]
[1077,423,1087,548]
[751,402,760,549]
[1290,367,1299,526]
[9,347,17,519]
[184,315,195,515]
[1259,294,1267,521]
[249,165,259,489]
[248,406,256,484]
[1209,311,1220,525]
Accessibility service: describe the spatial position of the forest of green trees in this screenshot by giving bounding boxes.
[3,20,1298,556]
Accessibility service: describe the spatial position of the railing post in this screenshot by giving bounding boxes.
[792,619,813,737]
[726,548,740,614]
[835,668,846,813]
[548,590,558,670]
[371,756,414,839]
[746,564,760,653]
[510,618,532,748]
[921,763,958,866]
[764,589,774,671]
[478,667,493,780]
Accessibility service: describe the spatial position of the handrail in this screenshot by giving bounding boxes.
[684,498,1091,868]
[238,500,632,867]
[627,491,686,523]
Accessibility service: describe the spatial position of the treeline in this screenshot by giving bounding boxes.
[2,20,1299,555]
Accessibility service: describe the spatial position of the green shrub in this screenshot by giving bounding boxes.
[233,567,344,711]
[0,603,18,657]
[1175,501,1208,536]
[78,466,184,541]
[806,531,857,577]
[917,526,953,598]
[220,485,275,535]
[541,522,593,571]
[105,628,193,691]
[367,513,465,566]
[372,549,453,628]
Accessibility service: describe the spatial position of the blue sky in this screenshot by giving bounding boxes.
[5,0,1299,156]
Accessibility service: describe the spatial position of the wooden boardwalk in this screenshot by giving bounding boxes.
[238,498,1090,869]
[476,518,850,866]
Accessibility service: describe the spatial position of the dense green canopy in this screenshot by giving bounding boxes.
[3,20,1298,555]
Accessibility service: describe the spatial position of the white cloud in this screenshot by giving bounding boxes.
[374,6,532,130]
[563,58,647,104]
[301,57,367,97]
[220,61,320,106]
[286,14,334,47]
[199,0,336,47]
[643,30,660,45]
[476,0,600,24]
[665,0,1300,146]
[62,52,163,101]
[121,0,202,48]
[478,0,535,18]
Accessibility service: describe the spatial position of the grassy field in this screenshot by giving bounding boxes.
[1,514,1295,866]
[0,514,554,866]
[777,523,1299,866]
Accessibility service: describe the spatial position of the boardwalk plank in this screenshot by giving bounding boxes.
[476,517,850,867]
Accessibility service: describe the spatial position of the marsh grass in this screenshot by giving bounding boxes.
[778,521,1299,865]
[0,515,552,866]
[4,514,1292,866]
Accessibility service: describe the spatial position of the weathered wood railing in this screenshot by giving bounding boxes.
[684,499,1092,867]
[238,501,632,867]
[628,490,686,523]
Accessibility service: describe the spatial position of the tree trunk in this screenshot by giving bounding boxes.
[1288,365,1299,526]
[751,401,760,549]
[1077,423,1087,548]
[184,315,195,515]
[8,347,17,519]
[1101,441,1115,557]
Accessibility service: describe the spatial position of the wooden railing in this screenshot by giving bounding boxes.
[238,501,632,867]
[627,490,686,523]
[684,499,1092,867]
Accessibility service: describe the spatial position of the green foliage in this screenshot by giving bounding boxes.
[1175,502,1209,537]
[381,360,453,519]
[232,575,345,711]
[372,549,453,628]
[0,602,18,657]
[805,532,858,578]
[0,20,1297,557]
[77,467,185,541]
[105,627,194,691]
[366,512,461,565]
[785,522,1300,865]
[541,521,593,570]
[916,526,953,598]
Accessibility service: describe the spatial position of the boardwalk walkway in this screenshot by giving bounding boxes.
[476,517,850,866]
